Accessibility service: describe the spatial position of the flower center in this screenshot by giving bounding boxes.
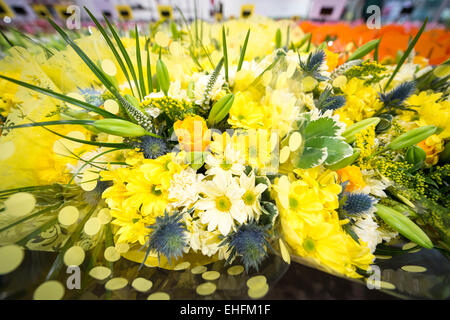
[220,162,233,171]
[151,185,162,196]
[215,195,232,212]
[164,160,171,171]
[242,190,256,206]
[289,196,299,210]
[303,237,316,253]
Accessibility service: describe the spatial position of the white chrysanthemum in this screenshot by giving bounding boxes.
[352,212,383,253]
[184,216,228,259]
[196,172,246,236]
[168,167,204,209]
[361,169,392,197]
[239,172,267,221]
[205,146,245,177]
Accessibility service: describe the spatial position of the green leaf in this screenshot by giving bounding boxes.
[41,125,132,149]
[222,26,229,82]
[47,18,120,98]
[292,147,328,169]
[84,7,134,97]
[304,117,341,140]
[103,14,142,99]
[69,147,123,184]
[384,17,428,90]
[237,29,250,72]
[306,137,353,165]
[145,38,153,94]
[2,119,94,130]
[326,148,360,170]
[260,201,279,227]
[0,75,118,119]
[135,25,146,97]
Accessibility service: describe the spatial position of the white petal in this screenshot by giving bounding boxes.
[218,214,232,235]
[254,183,268,195]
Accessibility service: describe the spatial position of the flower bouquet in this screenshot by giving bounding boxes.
[0,10,449,300]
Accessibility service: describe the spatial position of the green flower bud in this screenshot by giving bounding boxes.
[405,145,426,165]
[388,125,437,150]
[342,117,380,144]
[92,119,148,137]
[375,204,433,249]
[347,39,380,61]
[207,93,235,126]
[156,58,170,96]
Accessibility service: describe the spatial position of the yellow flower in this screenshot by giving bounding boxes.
[273,167,374,278]
[337,166,366,192]
[210,130,277,174]
[228,91,265,129]
[124,170,169,217]
[324,49,339,72]
[101,153,186,246]
[417,134,444,165]
[140,153,186,190]
[336,78,383,126]
[403,91,450,139]
[174,115,211,152]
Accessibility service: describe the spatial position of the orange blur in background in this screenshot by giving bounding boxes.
[299,21,450,65]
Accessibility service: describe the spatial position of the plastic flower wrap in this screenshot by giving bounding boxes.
[0,12,449,300]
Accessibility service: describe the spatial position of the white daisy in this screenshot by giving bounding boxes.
[196,172,246,236]
[205,145,245,177]
[239,172,267,221]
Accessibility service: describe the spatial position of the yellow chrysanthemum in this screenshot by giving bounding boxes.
[336,78,383,126]
[228,91,266,129]
[101,153,186,245]
[402,91,450,139]
[273,167,374,278]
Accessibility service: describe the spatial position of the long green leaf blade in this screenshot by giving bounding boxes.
[3,119,94,130]
[103,15,142,99]
[135,25,146,97]
[41,125,132,149]
[47,18,119,96]
[384,17,428,90]
[145,38,153,93]
[222,26,228,82]
[84,7,134,95]
[237,29,250,72]
[0,75,118,118]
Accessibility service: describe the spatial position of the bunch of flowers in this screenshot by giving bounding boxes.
[0,11,448,299]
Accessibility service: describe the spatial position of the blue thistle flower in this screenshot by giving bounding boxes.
[378,81,416,111]
[138,136,169,159]
[342,193,376,216]
[299,49,328,80]
[141,211,187,268]
[78,87,104,107]
[317,87,346,111]
[220,222,271,272]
